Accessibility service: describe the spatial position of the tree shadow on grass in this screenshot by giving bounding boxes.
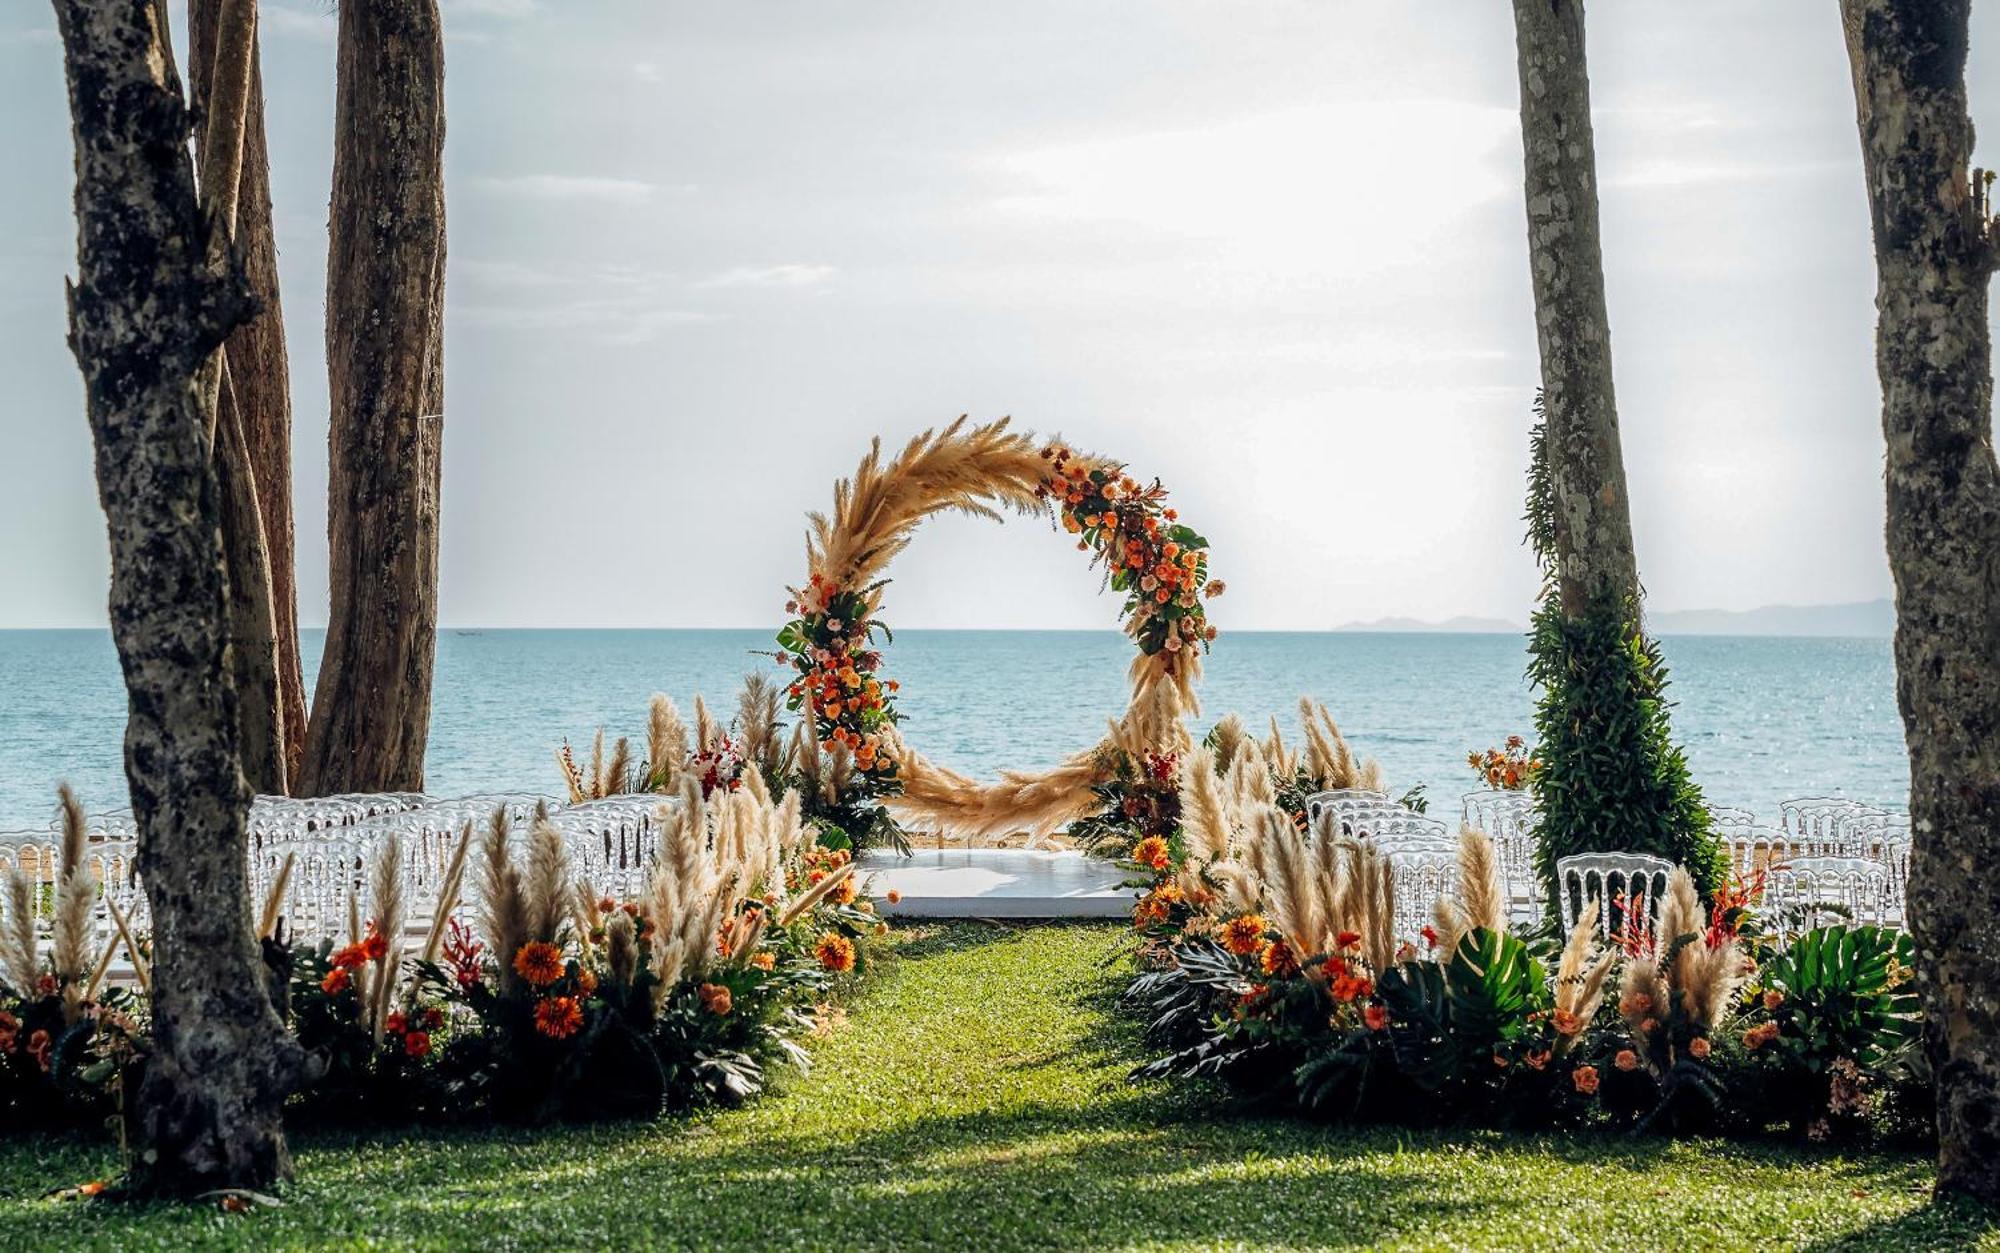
[1801,1191,1998,1251]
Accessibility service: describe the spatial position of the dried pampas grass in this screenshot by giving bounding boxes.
[0,865,35,996]
[479,807,529,993]
[647,694,690,791]
[1553,899,1615,1055]
[51,785,98,1018]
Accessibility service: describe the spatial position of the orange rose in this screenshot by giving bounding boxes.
[1573,1065,1601,1095]
[698,983,734,1016]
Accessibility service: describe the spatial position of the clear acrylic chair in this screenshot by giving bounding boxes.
[1556,851,1676,943]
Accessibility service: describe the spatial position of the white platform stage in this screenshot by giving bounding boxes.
[857,848,1142,919]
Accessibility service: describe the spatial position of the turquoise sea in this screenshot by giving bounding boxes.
[0,628,1905,832]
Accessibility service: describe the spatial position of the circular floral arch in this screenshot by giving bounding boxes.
[777,418,1223,843]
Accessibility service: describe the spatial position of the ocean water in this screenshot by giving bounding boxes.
[0,628,1906,832]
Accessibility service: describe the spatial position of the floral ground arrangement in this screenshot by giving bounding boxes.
[0,924,1985,1249]
[0,770,886,1144]
[1115,731,1931,1147]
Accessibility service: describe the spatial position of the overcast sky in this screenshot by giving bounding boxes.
[2,2,1994,631]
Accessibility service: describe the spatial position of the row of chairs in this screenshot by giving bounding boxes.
[1304,788,1910,945]
[0,790,681,957]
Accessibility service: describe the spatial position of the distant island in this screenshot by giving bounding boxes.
[1334,598,1894,638]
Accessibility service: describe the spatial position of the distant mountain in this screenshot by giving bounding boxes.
[1334,615,1523,634]
[1649,598,1893,637]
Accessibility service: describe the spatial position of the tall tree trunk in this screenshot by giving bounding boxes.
[191,0,308,792]
[1841,0,2000,1206]
[1511,0,1641,615]
[51,0,304,1194]
[298,0,446,796]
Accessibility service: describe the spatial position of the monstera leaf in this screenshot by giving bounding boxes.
[1444,928,1547,1049]
[1762,924,1915,1066]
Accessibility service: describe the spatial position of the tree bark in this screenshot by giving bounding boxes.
[298,0,446,796]
[1841,0,2000,1206]
[51,0,304,1194]
[1511,0,1642,615]
[191,0,307,793]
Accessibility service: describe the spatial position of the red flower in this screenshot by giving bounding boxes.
[1335,930,1362,949]
[404,1030,432,1059]
[1363,1004,1390,1031]
[320,968,352,996]
[1420,925,1439,950]
[26,1029,51,1073]
[385,1012,407,1036]
[534,996,584,1040]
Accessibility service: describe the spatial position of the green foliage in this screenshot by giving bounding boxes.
[1523,398,1727,902]
[0,924,1980,1249]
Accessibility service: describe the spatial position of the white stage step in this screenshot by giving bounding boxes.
[857,849,1141,919]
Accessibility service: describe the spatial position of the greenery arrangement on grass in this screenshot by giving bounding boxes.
[0,777,887,1153]
[0,923,1981,1248]
[1114,755,1929,1146]
[1524,403,1727,903]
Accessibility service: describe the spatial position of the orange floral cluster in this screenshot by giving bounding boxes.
[384,1006,444,1059]
[320,922,391,995]
[781,571,899,783]
[1038,444,1219,660]
[1467,735,1540,791]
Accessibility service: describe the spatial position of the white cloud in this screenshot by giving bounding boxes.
[473,175,658,205]
[989,101,1517,274]
[696,264,837,290]
[634,61,663,84]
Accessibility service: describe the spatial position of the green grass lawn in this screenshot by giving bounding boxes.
[1,922,1994,1251]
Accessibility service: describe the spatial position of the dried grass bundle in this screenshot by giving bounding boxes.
[604,737,632,798]
[523,817,571,944]
[0,866,36,996]
[1334,838,1397,974]
[647,694,689,791]
[808,417,1046,598]
[478,808,529,993]
[693,695,719,755]
[606,910,638,987]
[1207,714,1249,774]
[1553,899,1615,1055]
[51,786,98,1016]
[366,833,407,1040]
[258,850,297,942]
[1178,746,1235,864]
[419,823,475,966]
[737,673,783,775]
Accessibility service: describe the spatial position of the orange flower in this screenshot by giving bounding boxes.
[1335,930,1362,949]
[698,983,734,1016]
[1363,1004,1390,1031]
[1259,940,1301,979]
[1330,973,1374,1003]
[331,942,368,970]
[831,876,860,907]
[1524,1048,1551,1071]
[576,968,599,997]
[1573,1065,1601,1095]
[751,951,776,972]
[1688,1036,1712,1060]
[1132,836,1171,871]
[1762,989,1785,1012]
[320,968,351,996]
[1614,1048,1640,1072]
[361,927,389,963]
[534,996,584,1040]
[1552,1008,1582,1036]
[1742,1021,1780,1051]
[815,933,857,973]
[886,889,902,905]
[512,941,565,988]
[1220,914,1267,956]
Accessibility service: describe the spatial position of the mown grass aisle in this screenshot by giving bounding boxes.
[0,923,1992,1250]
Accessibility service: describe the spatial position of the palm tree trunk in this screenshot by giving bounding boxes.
[1840,0,2000,1205]
[298,0,447,796]
[50,0,304,1194]
[191,0,308,791]
[1510,0,1641,614]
